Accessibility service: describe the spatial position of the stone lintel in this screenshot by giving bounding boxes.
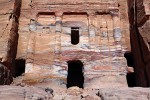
[26,3,119,14]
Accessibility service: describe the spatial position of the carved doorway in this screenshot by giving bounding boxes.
[67,60,84,88]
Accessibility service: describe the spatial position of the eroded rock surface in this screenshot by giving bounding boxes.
[0,86,53,100]
[0,0,21,84]
[0,63,12,85]
[0,86,150,100]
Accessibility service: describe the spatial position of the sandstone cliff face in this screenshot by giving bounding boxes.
[128,0,150,87]
[0,0,15,65]
[0,0,22,84]
[0,0,150,100]
[0,0,149,90]
[0,0,16,84]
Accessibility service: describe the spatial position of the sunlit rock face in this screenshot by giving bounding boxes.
[0,0,15,62]
[0,0,16,84]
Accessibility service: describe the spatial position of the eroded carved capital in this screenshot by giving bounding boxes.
[55,12,63,17]
[87,11,95,17]
[110,10,119,17]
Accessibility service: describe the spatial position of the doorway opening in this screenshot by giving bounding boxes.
[67,60,84,88]
[14,59,25,77]
[71,27,79,45]
[124,52,136,87]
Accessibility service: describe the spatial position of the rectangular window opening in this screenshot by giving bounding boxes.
[71,27,79,45]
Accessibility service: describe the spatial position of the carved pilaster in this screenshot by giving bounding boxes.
[88,12,96,49]
[111,10,122,42]
[55,12,63,33]
[26,33,35,73]
[54,12,63,65]
[31,12,38,21]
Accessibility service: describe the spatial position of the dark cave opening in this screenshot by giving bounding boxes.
[14,59,25,77]
[124,52,134,67]
[126,73,136,87]
[67,60,84,88]
[71,27,79,45]
[124,52,136,87]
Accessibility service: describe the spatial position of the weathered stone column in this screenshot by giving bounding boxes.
[25,13,37,73]
[111,11,122,51]
[88,12,96,50]
[54,12,63,66]
[111,11,127,87]
[25,33,35,73]
[112,11,122,42]
[100,16,109,51]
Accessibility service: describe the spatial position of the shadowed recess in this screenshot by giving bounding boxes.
[67,60,84,88]
[71,27,79,45]
[14,59,25,77]
[124,52,136,87]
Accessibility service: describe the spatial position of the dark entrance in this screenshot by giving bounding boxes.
[71,27,79,45]
[124,52,136,87]
[14,59,25,77]
[67,60,84,88]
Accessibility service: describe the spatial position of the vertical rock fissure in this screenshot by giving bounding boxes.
[128,0,149,87]
[3,0,22,80]
[134,0,149,87]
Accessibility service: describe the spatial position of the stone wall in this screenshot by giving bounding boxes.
[14,0,131,89]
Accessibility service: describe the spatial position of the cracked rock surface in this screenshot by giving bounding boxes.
[0,86,150,100]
